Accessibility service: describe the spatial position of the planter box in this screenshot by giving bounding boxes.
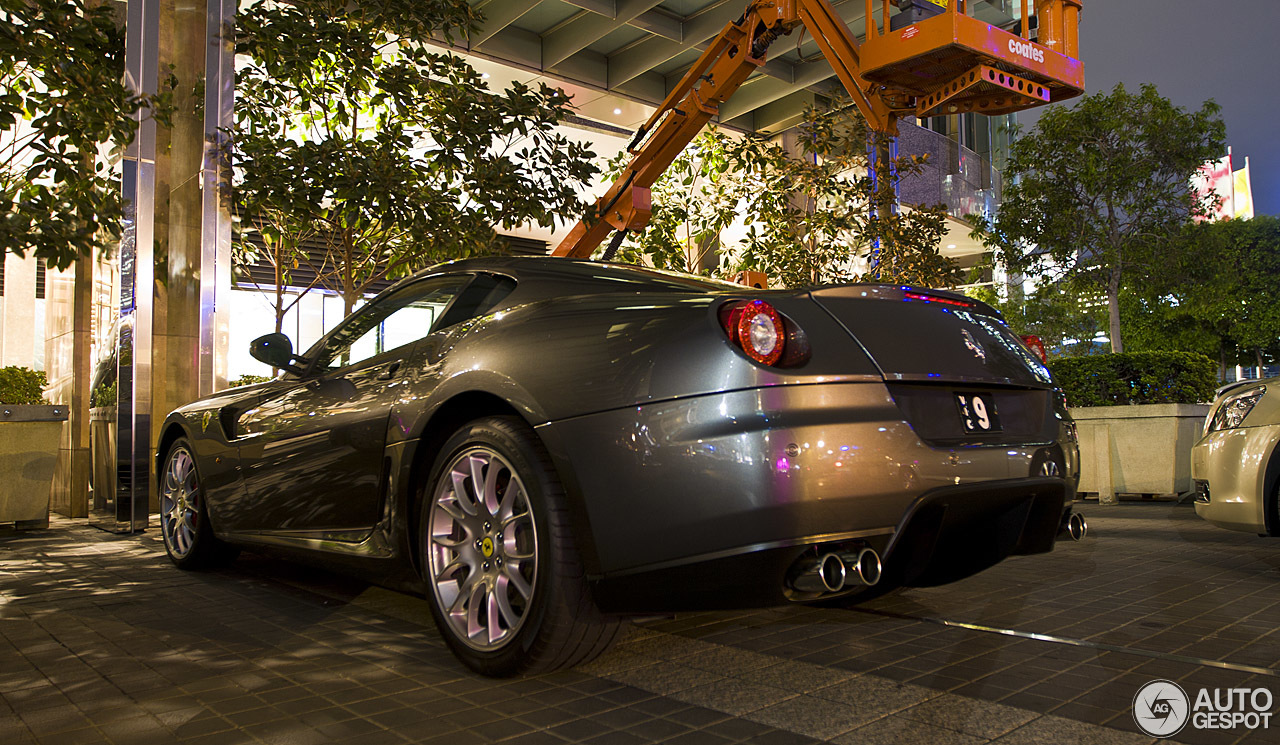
[0,405,70,527]
[1071,403,1210,500]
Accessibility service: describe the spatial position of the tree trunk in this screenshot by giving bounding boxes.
[1257,348,1265,379]
[274,251,285,335]
[342,231,356,317]
[1107,265,1123,353]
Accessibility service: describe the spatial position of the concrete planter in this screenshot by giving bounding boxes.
[1070,403,1210,503]
[0,405,69,527]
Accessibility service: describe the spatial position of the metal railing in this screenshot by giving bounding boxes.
[896,119,1003,221]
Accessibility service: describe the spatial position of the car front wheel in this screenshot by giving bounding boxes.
[159,438,238,569]
[422,416,622,676]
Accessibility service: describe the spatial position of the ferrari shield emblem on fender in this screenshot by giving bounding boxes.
[961,329,986,363]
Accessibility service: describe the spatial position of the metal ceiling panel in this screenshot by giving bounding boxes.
[458,0,1019,132]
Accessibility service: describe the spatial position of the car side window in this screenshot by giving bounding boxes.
[434,273,517,330]
[315,276,469,372]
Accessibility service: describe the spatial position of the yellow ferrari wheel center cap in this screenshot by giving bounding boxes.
[481,537,495,558]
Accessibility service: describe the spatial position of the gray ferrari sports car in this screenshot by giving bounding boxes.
[157,256,1083,675]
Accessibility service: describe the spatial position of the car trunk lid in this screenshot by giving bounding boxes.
[808,285,1053,388]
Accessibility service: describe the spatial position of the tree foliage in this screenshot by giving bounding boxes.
[1125,216,1280,371]
[608,102,955,289]
[234,0,599,315]
[0,365,46,405]
[966,275,1108,357]
[0,0,163,269]
[972,84,1226,353]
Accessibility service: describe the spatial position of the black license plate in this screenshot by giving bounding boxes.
[955,392,1002,433]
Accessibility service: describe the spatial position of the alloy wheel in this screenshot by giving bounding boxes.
[1038,459,1061,478]
[161,447,201,559]
[428,447,538,651]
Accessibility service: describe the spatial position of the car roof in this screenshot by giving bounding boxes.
[417,256,751,293]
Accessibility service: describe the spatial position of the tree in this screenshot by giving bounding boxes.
[1126,216,1280,374]
[0,0,164,269]
[609,102,956,289]
[234,0,599,316]
[972,84,1226,353]
[967,274,1108,357]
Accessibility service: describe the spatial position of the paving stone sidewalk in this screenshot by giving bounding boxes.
[1,503,1277,744]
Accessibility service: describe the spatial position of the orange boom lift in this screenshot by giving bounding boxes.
[551,0,1083,261]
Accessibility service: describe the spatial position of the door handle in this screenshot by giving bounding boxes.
[376,361,402,381]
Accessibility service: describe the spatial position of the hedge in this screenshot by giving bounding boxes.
[0,366,47,405]
[1048,352,1217,407]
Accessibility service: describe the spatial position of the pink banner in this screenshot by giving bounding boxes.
[1192,153,1234,222]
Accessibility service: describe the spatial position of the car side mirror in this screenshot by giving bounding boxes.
[249,333,306,375]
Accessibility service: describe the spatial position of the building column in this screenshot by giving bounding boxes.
[200,0,233,395]
[150,0,213,510]
[46,258,93,518]
[96,0,159,533]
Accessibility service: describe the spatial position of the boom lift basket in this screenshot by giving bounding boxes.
[861,0,1084,118]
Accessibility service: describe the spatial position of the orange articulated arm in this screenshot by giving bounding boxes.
[553,3,794,258]
[553,0,900,259]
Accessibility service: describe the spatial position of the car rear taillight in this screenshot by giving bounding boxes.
[720,299,799,366]
[1020,335,1047,363]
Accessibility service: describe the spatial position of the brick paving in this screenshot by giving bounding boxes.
[2,502,1278,744]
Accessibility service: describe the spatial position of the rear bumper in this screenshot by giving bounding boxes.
[537,382,1072,599]
[589,477,1068,613]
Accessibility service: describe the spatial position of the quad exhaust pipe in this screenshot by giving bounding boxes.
[787,547,881,594]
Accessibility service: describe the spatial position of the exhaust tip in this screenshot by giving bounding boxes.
[819,553,846,592]
[1068,512,1087,541]
[838,548,881,587]
[855,548,882,586]
[787,552,846,594]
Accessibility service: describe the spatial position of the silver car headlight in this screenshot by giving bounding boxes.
[1207,385,1266,434]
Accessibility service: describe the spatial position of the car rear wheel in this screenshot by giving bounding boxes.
[160,438,238,570]
[422,416,622,676]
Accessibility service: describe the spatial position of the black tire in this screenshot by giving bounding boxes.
[420,416,622,676]
[159,438,239,570]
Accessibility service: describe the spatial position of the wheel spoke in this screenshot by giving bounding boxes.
[450,571,481,616]
[482,460,501,515]
[437,499,467,522]
[496,476,522,522]
[464,580,486,639]
[468,455,489,513]
[503,564,533,600]
[494,577,521,627]
[499,509,530,532]
[432,534,468,549]
[438,554,467,579]
[181,509,197,534]
[450,470,479,516]
[487,590,502,644]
